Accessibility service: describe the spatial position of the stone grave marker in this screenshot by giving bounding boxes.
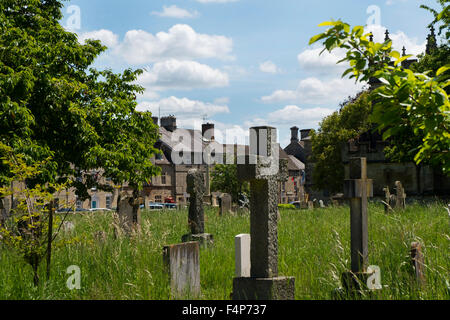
[341,157,381,294]
[319,200,325,208]
[308,201,314,210]
[232,126,295,300]
[235,234,251,278]
[395,181,406,210]
[220,193,233,216]
[410,242,425,287]
[117,192,141,235]
[163,241,200,299]
[181,169,213,246]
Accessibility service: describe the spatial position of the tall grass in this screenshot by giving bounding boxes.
[0,201,448,300]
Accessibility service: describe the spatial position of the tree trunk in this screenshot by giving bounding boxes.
[46,201,54,280]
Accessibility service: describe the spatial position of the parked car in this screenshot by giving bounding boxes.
[88,208,112,212]
[163,203,177,210]
[149,203,164,210]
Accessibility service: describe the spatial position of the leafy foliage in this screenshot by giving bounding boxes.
[210,164,249,203]
[0,0,160,199]
[0,142,69,286]
[309,2,450,174]
[310,92,372,193]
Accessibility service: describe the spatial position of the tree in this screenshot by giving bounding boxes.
[0,0,160,207]
[310,91,372,193]
[309,0,449,174]
[0,142,69,286]
[210,164,249,203]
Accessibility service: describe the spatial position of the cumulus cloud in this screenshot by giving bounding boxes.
[297,47,348,75]
[137,59,229,90]
[261,77,365,106]
[259,61,281,74]
[137,96,230,119]
[116,24,233,65]
[151,5,199,19]
[78,29,119,48]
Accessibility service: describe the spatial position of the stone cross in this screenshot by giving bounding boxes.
[233,126,294,300]
[186,169,205,234]
[395,181,406,210]
[343,157,373,273]
[182,169,213,246]
[163,241,200,299]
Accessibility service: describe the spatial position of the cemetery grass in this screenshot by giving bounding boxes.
[0,201,449,300]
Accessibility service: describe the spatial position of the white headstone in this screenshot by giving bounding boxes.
[235,234,251,277]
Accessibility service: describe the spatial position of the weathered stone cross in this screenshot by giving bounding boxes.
[343,157,373,273]
[232,126,294,300]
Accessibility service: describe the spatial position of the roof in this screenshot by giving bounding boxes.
[287,155,305,171]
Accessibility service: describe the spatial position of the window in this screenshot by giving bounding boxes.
[155,195,162,203]
[106,196,112,209]
[161,173,167,185]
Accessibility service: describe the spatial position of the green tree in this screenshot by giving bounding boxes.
[210,164,249,203]
[309,0,449,174]
[0,0,160,209]
[0,142,69,286]
[311,91,372,193]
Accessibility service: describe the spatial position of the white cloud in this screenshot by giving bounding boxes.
[297,47,348,75]
[137,96,230,118]
[213,97,230,104]
[137,59,229,90]
[116,24,233,65]
[151,5,199,19]
[262,77,365,106]
[78,29,119,48]
[259,61,281,74]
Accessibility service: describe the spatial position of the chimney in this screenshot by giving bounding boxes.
[160,116,176,132]
[151,116,159,126]
[290,126,299,143]
[202,123,215,141]
[300,129,312,141]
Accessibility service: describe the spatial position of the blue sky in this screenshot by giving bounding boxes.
[61,0,438,146]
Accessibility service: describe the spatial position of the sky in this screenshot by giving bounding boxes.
[61,0,439,147]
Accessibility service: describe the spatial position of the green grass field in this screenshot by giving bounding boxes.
[0,201,449,300]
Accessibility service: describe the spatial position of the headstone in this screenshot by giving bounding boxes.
[235,234,251,277]
[163,241,200,299]
[117,193,141,235]
[182,169,213,246]
[410,242,425,287]
[319,199,325,208]
[395,181,406,210]
[220,193,233,216]
[382,186,391,213]
[307,201,314,210]
[341,157,380,293]
[232,126,295,300]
